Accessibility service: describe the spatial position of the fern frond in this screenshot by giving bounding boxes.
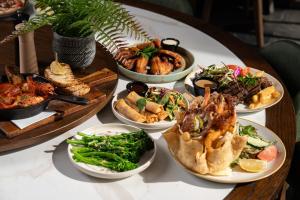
[0,14,56,44]
[0,0,150,53]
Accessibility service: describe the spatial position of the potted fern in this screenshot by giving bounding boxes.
[1,0,149,68]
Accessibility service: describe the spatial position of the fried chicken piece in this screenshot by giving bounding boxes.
[150,56,174,75]
[158,49,186,69]
[136,56,148,74]
[115,48,138,70]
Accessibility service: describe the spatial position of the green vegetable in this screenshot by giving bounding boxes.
[193,115,204,131]
[159,94,170,105]
[197,64,234,88]
[146,89,187,120]
[237,74,258,87]
[136,98,147,111]
[67,130,154,171]
[72,151,138,171]
[247,136,270,148]
[239,125,271,148]
[136,46,158,59]
[239,125,258,137]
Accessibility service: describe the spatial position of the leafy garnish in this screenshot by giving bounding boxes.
[239,125,257,137]
[197,64,234,87]
[237,74,258,87]
[136,46,158,59]
[136,98,147,111]
[159,94,170,105]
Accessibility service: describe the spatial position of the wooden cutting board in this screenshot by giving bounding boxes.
[0,67,117,138]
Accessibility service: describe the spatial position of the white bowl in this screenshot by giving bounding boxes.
[68,123,156,179]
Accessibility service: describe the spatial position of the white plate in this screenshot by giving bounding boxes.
[167,118,286,183]
[68,123,156,179]
[184,66,284,113]
[112,89,187,130]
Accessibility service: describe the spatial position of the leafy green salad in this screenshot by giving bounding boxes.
[145,87,188,120]
[238,125,275,160]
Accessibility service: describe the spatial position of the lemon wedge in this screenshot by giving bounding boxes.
[239,159,267,173]
[50,60,67,75]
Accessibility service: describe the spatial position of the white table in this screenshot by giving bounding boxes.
[0,5,266,200]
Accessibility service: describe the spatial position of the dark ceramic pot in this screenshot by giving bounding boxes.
[52,32,96,69]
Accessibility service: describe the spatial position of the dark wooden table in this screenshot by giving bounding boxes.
[118,1,296,199]
[0,22,118,152]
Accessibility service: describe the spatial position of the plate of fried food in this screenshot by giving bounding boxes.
[163,89,286,183]
[115,38,195,83]
[67,123,156,179]
[112,82,189,129]
[184,64,284,113]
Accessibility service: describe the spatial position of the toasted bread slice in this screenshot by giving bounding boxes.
[61,82,90,96]
[45,62,91,96]
[44,64,76,87]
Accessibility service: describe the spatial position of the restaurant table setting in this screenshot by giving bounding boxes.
[0,1,295,200]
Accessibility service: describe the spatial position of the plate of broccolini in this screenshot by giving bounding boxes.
[67,123,156,179]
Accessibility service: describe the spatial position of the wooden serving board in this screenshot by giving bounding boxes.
[0,68,117,138]
[0,24,119,152]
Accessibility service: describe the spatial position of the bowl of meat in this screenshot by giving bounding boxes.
[115,39,195,83]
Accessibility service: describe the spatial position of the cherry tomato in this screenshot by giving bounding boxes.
[241,67,250,77]
[227,65,239,71]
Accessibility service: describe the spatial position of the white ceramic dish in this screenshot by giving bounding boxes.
[167,118,286,183]
[184,66,284,113]
[68,123,156,179]
[112,89,187,130]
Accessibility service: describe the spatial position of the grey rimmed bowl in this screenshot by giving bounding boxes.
[118,46,195,83]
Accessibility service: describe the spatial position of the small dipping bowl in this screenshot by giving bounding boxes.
[126,81,149,97]
[161,38,180,52]
[193,78,218,96]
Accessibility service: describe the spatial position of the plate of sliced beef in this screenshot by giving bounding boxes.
[184,64,284,113]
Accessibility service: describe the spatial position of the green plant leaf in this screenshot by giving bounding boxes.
[137,98,146,111]
[0,0,150,53]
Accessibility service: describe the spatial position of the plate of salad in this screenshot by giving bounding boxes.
[67,123,156,179]
[180,118,286,183]
[112,87,188,129]
[184,64,284,113]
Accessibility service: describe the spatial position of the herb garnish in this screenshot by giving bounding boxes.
[159,94,170,105]
[237,74,258,87]
[136,46,158,59]
[239,125,257,137]
[136,98,147,111]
